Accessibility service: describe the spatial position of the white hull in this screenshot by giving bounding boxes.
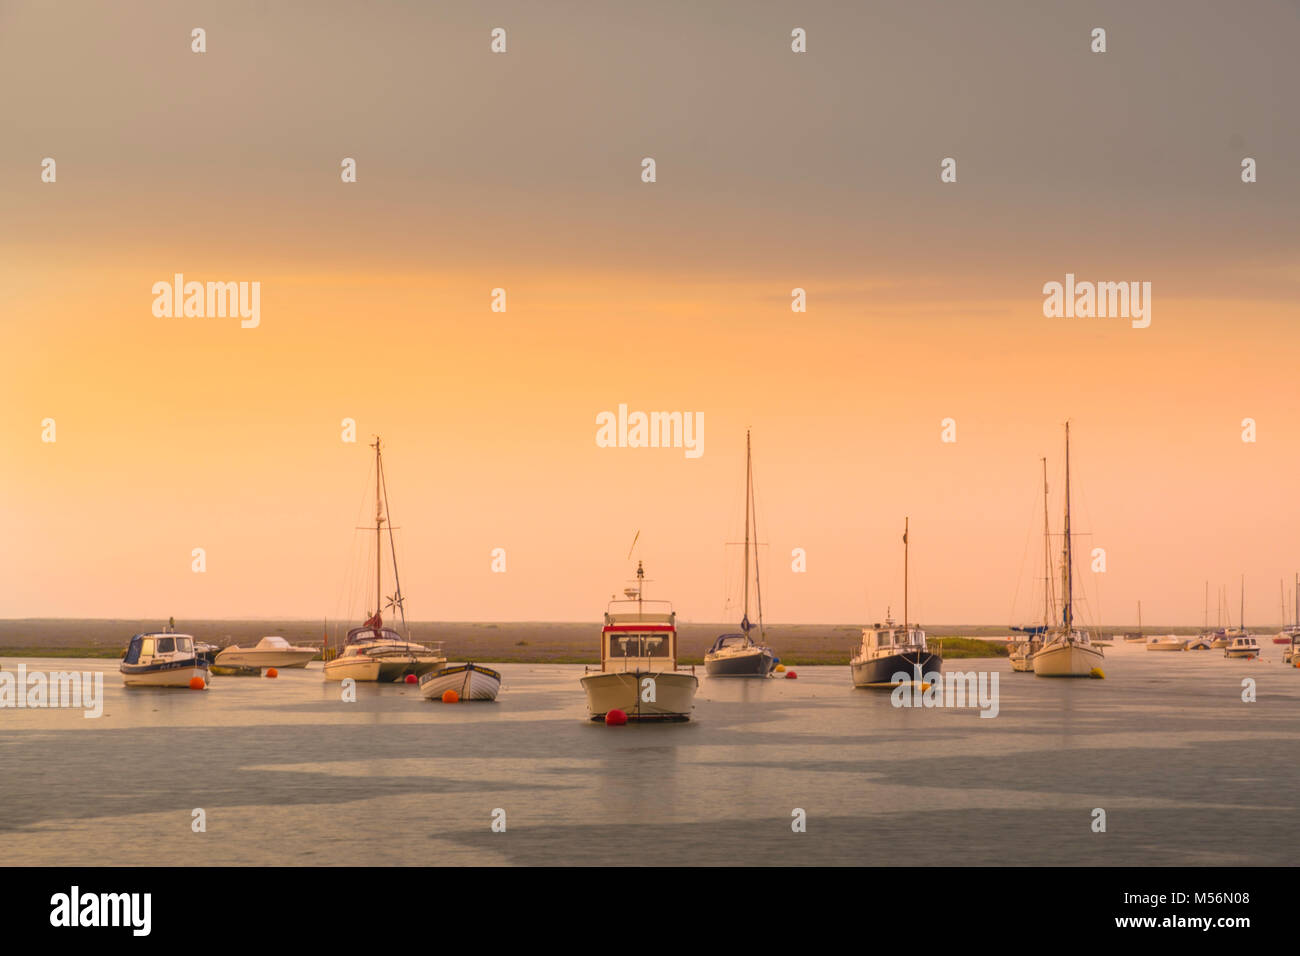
[214,648,316,669]
[322,657,382,682]
[122,664,208,688]
[1146,641,1187,652]
[420,665,502,701]
[580,670,698,720]
[1033,641,1104,677]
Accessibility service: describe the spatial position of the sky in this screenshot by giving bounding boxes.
[2,1,1298,625]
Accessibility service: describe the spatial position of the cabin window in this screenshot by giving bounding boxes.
[140,638,155,656]
[609,633,670,658]
[176,638,192,653]
[157,637,175,653]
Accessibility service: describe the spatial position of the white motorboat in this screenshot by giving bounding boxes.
[420,663,502,701]
[120,629,209,687]
[214,635,317,670]
[581,561,698,720]
[1224,635,1260,659]
[322,437,446,683]
[1034,423,1104,678]
[850,519,941,687]
[705,430,777,678]
[1145,635,1188,652]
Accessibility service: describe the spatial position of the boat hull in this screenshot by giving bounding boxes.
[1032,641,1103,677]
[580,670,698,720]
[420,664,502,701]
[1146,642,1187,652]
[704,647,775,677]
[322,657,382,682]
[1224,648,1260,659]
[121,663,209,688]
[213,649,316,669]
[851,650,942,688]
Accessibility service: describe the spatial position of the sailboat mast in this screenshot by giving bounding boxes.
[1204,580,1208,630]
[1240,574,1245,630]
[373,437,383,617]
[903,517,909,629]
[749,435,765,639]
[742,429,751,632]
[1063,422,1073,632]
[1042,457,1051,626]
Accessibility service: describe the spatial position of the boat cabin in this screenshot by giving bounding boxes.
[709,633,751,654]
[858,619,926,658]
[124,632,196,665]
[1227,635,1259,652]
[344,625,407,646]
[601,599,677,671]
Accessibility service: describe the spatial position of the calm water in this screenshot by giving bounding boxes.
[2,643,1297,865]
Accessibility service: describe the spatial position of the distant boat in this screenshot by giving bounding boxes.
[1275,573,1299,645]
[581,561,698,720]
[1185,635,1213,651]
[215,636,316,670]
[1145,635,1187,652]
[121,629,209,687]
[705,430,777,678]
[1033,422,1104,678]
[1224,635,1260,659]
[851,518,941,687]
[420,663,502,701]
[323,437,446,683]
[1011,458,1053,672]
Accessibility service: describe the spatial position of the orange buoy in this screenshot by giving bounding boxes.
[785,670,798,679]
[605,708,627,725]
[265,668,278,679]
[441,689,460,703]
[188,676,206,690]
[405,674,419,684]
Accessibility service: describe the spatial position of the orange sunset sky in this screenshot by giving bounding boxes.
[2,1,1298,626]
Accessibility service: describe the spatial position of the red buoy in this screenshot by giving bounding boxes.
[442,689,460,703]
[605,708,628,725]
[785,670,798,679]
[405,673,418,684]
[188,676,206,690]
[265,668,278,679]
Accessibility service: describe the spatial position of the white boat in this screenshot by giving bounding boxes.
[1185,636,1213,651]
[214,635,316,670]
[1034,423,1105,678]
[851,518,941,687]
[120,629,210,687]
[581,561,698,720]
[1145,635,1188,652]
[322,437,446,683]
[705,430,777,678]
[1009,642,1038,672]
[420,663,502,701]
[1224,635,1260,659]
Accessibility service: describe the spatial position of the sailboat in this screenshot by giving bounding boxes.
[1033,422,1105,678]
[1273,575,1298,644]
[705,430,777,677]
[1011,458,1053,672]
[581,561,699,720]
[850,518,942,687]
[1122,602,1145,643]
[323,437,446,683]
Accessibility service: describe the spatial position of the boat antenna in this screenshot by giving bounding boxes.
[379,443,408,637]
[903,517,909,631]
[371,436,384,621]
[626,529,640,561]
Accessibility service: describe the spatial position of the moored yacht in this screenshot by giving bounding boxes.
[1033,422,1104,678]
[705,430,777,678]
[214,635,317,670]
[120,629,210,687]
[1223,635,1260,659]
[581,561,698,720]
[322,437,445,683]
[1145,635,1188,652]
[851,518,941,687]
